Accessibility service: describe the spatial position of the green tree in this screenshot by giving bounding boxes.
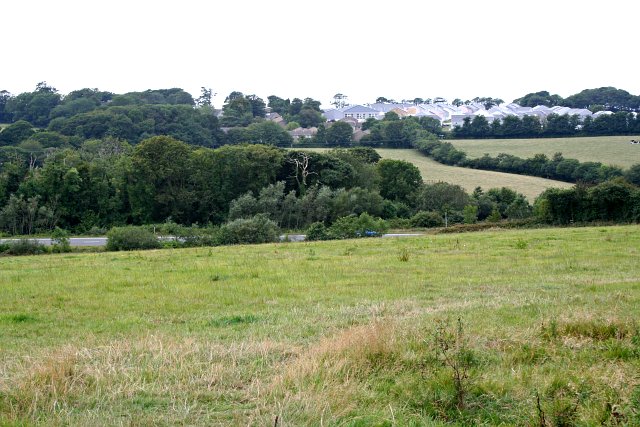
[5,82,61,126]
[487,207,501,222]
[127,136,195,223]
[0,121,35,146]
[325,122,353,145]
[246,95,266,118]
[0,90,13,122]
[417,182,470,213]
[463,205,478,224]
[377,159,422,204]
[191,144,285,224]
[296,108,323,128]
[504,194,532,219]
[196,87,214,107]
[267,95,290,115]
[245,121,293,146]
[563,87,639,111]
[625,164,640,186]
[470,115,491,137]
[513,90,563,107]
[221,95,253,127]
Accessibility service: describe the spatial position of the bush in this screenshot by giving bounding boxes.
[217,214,280,245]
[87,226,107,235]
[463,205,478,224]
[387,217,412,229]
[327,213,388,239]
[4,239,48,256]
[179,228,220,247]
[306,222,331,241]
[51,227,71,253]
[106,226,161,251]
[410,211,444,228]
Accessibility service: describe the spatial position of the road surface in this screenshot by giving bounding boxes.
[1,233,424,247]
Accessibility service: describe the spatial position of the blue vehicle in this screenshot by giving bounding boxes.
[355,229,380,238]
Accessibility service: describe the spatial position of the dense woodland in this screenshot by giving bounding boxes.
[1,84,639,236]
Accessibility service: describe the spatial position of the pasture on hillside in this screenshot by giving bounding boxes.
[449,135,640,169]
[376,148,572,201]
[1,226,639,425]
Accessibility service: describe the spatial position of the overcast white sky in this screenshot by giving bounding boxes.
[3,0,639,108]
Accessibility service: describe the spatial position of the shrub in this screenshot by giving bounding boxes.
[4,239,48,256]
[106,226,161,251]
[463,205,478,224]
[306,222,331,241]
[51,227,71,253]
[487,207,502,222]
[217,214,280,245]
[387,217,412,229]
[327,213,388,239]
[410,211,444,228]
[87,226,107,235]
[180,228,220,247]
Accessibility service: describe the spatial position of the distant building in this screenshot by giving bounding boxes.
[322,100,608,128]
[322,105,382,122]
[288,127,317,140]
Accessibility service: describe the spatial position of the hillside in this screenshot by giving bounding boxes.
[2,226,639,425]
[449,135,640,169]
[376,148,573,201]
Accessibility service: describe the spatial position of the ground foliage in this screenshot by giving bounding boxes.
[0,225,639,424]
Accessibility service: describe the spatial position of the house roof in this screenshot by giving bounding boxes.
[391,107,410,117]
[323,109,343,121]
[342,104,380,114]
[367,103,398,113]
[289,127,317,137]
[593,110,613,117]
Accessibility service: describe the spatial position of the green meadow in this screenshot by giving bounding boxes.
[1,225,639,425]
[449,136,640,169]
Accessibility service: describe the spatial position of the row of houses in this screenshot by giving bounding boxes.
[321,102,615,128]
[259,102,621,141]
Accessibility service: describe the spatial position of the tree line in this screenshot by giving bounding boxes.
[451,112,640,139]
[413,137,639,186]
[514,87,640,111]
[1,134,638,237]
[1,83,639,238]
[1,132,548,235]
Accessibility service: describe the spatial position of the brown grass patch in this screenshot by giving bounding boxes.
[0,335,295,423]
[258,321,408,425]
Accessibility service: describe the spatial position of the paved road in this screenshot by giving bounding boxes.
[1,233,424,247]
[1,237,108,247]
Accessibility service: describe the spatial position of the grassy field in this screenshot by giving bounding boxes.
[377,148,573,201]
[1,226,639,425]
[448,136,640,169]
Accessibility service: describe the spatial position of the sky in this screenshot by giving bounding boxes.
[3,0,640,108]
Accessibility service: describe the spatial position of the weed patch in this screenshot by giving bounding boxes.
[3,314,38,324]
[208,315,259,328]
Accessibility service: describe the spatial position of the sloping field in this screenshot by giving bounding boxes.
[449,135,640,169]
[377,148,572,201]
[1,226,639,425]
